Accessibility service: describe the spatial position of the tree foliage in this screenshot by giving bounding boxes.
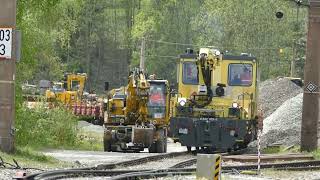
[17,0,308,93]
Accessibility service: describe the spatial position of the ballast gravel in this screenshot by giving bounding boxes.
[249,92,303,150]
[258,77,302,117]
[249,77,304,150]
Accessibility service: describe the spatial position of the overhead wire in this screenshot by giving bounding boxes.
[145,39,292,51]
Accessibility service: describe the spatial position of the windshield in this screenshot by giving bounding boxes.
[148,83,166,119]
[228,64,253,86]
[182,62,198,84]
[71,80,80,91]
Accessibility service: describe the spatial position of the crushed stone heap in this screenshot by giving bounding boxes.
[248,93,303,150]
[261,93,303,147]
[259,77,303,117]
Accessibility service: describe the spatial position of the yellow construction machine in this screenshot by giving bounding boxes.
[170,48,258,152]
[104,68,170,153]
[46,73,87,105]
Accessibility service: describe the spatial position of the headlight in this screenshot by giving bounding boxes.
[215,50,221,56]
[232,102,238,108]
[178,98,187,106]
[179,100,186,106]
[178,97,187,107]
[120,118,125,124]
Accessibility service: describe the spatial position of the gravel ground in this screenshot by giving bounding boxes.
[259,77,302,117]
[0,169,42,180]
[42,140,186,166]
[116,154,195,170]
[78,121,104,134]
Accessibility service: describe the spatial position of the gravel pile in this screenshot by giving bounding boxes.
[249,93,303,150]
[261,93,303,147]
[259,77,303,117]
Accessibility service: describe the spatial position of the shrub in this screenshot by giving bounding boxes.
[15,104,78,148]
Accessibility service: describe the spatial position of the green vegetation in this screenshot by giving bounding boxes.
[311,149,320,160]
[10,0,309,163]
[0,146,71,168]
[76,130,103,151]
[15,105,78,148]
[16,0,307,92]
[15,104,102,151]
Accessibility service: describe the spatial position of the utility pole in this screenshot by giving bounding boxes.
[301,0,320,151]
[0,0,17,153]
[139,37,145,72]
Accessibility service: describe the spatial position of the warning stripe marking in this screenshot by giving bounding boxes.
[214,155,221,180]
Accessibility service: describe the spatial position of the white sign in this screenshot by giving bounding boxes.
[178,128,188,134]
[154,113,164,119]
[0,28,12,59]
[306,81,318,93]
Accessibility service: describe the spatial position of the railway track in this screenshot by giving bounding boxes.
[24,150,193,180]
[26,160,320,180]
[112,160,320,180]
[23,151,319,179]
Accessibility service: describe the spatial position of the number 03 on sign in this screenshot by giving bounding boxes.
[0,28,12,59]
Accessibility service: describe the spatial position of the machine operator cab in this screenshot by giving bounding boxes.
[148,80,170,126]
[171,48,258,152]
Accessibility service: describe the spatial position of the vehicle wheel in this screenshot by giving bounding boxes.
[164,137,167,153]
[103,139,111,152]
[103,130,112,152]
[148,143,157,153]
[187,146,192,152]
[155,129,167,153]
[156,136,167,153]
[196,147,200,153]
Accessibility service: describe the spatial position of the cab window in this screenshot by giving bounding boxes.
[71,80,80,91]
[228,64,253,86]
[148,83,166,119]
[182,62,198,84]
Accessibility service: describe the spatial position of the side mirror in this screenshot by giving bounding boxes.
[104,82,109,91]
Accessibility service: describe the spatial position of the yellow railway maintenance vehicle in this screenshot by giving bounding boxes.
[46,73,87,105]
[170,48,258,152]
[104,68,170,153]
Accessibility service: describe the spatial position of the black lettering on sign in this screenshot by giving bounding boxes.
[5,30,10,41]
[0,30,4,41]
[0,44,5,55]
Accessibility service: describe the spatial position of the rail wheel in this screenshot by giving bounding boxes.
[148,129,167,153]
[187,146,192,152]
[103,130,112,152]
[148,143,157,153]
[156,129,167,153]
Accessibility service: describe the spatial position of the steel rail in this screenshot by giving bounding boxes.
[110,160,320,180]
[170,158,196,168]
[25,149,243,179]
[25,150,193,180]
[95,150,193,170]
[26,158,320,179]
[26,160,320,180]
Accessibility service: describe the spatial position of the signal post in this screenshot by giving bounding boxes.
[0,0,17,153]
[301,0,320,151]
